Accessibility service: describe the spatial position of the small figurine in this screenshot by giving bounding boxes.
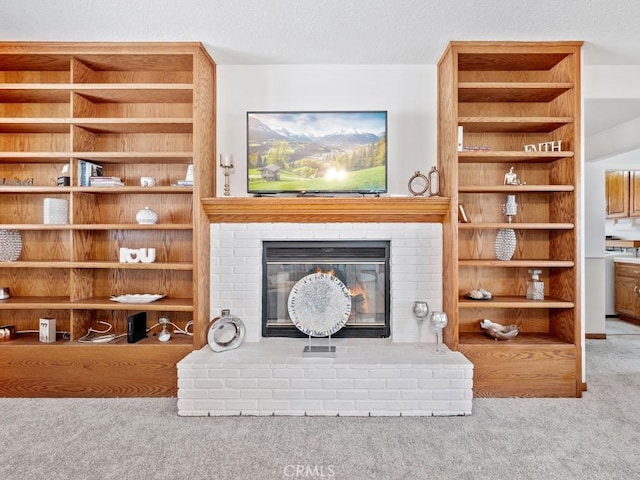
[503,166,521,185]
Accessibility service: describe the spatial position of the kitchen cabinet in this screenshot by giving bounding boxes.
[615,261,640,320]
[605,170,640,218]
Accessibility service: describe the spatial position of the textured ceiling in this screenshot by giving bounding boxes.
[1,0,639,66]
[1,0,639,140]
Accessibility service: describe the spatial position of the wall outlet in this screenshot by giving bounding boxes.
[39,318,56,343]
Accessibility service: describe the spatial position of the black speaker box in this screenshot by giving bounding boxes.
[127,311,147,343]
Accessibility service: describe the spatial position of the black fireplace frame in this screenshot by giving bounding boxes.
[262,240,391,338]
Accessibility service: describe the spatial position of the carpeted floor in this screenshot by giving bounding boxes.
[1,318,639,480]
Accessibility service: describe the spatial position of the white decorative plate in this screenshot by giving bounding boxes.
[287,272,351,337]
[110,294,165,304]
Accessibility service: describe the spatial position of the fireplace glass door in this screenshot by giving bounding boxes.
[262,241,390,338]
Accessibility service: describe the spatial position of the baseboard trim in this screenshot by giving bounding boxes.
[586,333,606,339]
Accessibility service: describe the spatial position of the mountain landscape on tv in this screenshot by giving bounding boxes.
[248,112,387,194]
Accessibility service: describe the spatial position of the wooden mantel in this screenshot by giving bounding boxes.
[202,196,450,223]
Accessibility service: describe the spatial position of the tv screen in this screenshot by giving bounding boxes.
[247,111,387,195]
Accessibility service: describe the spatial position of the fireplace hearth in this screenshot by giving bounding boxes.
[262,241,390,338]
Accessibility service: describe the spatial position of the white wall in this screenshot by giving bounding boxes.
[216,65,436,197]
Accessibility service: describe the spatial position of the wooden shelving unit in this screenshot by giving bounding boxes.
[0,42,215,397]
[438,41,583,397]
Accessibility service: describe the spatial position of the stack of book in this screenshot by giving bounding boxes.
[78,160,103,186]
[90,176,124,187]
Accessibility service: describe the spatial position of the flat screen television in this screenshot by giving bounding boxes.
[247,111,387,195]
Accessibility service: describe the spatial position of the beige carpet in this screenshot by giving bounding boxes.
[1,319,639,480]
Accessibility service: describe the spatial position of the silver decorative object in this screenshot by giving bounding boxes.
[427,166,440,196]
[429,311,448,354]
[527,269,544,300]
[495,194,517,261]
[208,309,246,352]
[0,229,22,262]
[413,300,430,346]
[480,319,520,340]
[219,154,234,197]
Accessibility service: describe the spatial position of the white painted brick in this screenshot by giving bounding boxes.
[335,369,369,379]
[305,389,337,400]
[369,410,401,417]
[419,400,453,411]
[304,368,337,379]
[418,379,451,389]
[273,368,305,378]
[321,379,355,389]
[387,400,420,411]
[290,400,324,411]
[290,378,322,389]
[193,399,226,411]
[177,389,209,399]
[369,369,399,379]
[400,368,433,379]
[433,389,466,400]
[354,399,390,412]
[354,378,386,389]
[400,389,433,400]
[208,410,241,416]
[194,378,225,389]
[369,389,401,400]
[208,389,241,399]
[207,368,241,378]
[321,400,356,411]
[257,378,289,389]
[224,399,258,411]
[225,378,258,389]
[273,389,305,400]
[240,389,272,399]
[336,390,369,400]
[178,369,209,379]
[434,368,466,379]
[451,379,473,389]
[241,368,273,378]
[177,379,194,389]
[386,378,418,389]
[257,400,291,411]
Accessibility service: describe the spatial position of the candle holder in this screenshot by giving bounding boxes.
[219,154,234,196]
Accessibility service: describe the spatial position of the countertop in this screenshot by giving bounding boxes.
[614,257,640,264]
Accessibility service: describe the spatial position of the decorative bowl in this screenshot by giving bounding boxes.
[110,294,165,304]
[480,319,520,340]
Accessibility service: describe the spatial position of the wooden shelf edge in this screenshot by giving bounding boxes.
[459,331,576,346]
[459,185,574,193]
[458,222,574,230]
[202,196,451,224]
[0,262,192,270]
[458,151,574,163]
[458,260,574,267]
[459,296,575,308]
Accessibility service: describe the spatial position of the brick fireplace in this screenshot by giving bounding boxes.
[177,197,473,417]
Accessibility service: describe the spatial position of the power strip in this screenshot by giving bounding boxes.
[91,334,116,343]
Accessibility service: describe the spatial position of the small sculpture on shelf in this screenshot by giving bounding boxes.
[503,166,521,185]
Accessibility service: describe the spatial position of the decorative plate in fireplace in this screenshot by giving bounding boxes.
[287,273,352,337]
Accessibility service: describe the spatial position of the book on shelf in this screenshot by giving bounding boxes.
[89,176,124,187]
[176,179,194,187]
[78,160,104,186]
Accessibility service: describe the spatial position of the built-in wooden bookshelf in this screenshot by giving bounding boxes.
[0,42,215,397]
[438,41,583,397]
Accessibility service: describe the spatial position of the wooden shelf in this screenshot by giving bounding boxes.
[0,262,192,270]
[458,151,574,163]
[459,331,574,345]
[458,260,574,268]
[459,117,574,133]
[458,222,574,230]
[203,196,451,224]
[459,296,574,309]
[459,185,574,193]
[458,82,573,102]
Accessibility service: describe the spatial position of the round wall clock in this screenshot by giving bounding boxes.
[287,272,352,337]
[408,170,429,196]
